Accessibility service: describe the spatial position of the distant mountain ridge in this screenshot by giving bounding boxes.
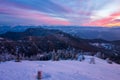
[0,25,120,41]
[44,26,120,41]
[0,28,67,40]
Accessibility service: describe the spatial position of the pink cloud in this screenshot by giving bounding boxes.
[0,6,71,25]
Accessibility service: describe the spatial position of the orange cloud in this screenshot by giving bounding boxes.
[83,12,120,27]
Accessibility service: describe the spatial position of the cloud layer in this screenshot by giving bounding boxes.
[0,0,120,27]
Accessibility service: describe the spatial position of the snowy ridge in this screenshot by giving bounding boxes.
[0,56,120,80]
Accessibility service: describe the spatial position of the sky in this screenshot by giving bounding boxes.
[0,0,120,27]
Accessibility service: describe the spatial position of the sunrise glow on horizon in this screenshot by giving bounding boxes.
[0,0,120,27]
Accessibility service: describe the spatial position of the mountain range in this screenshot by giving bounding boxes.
[0,27,120,63]
[0,25,120,41]
[0,27,100,52]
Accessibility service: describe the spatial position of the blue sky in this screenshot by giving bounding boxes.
[0,0,120,27]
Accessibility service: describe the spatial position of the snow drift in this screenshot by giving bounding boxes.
[0,56,120,80]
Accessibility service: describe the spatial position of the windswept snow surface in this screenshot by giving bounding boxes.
[0,56,120,80]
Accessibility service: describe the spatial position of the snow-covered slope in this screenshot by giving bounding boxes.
[0,56,120,80]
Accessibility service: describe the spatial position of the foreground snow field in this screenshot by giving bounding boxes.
[0,56,120,80]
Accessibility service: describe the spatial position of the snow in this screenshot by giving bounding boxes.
[0,56,120,80]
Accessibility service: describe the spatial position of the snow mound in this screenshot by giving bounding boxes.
[0,56,120,80]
